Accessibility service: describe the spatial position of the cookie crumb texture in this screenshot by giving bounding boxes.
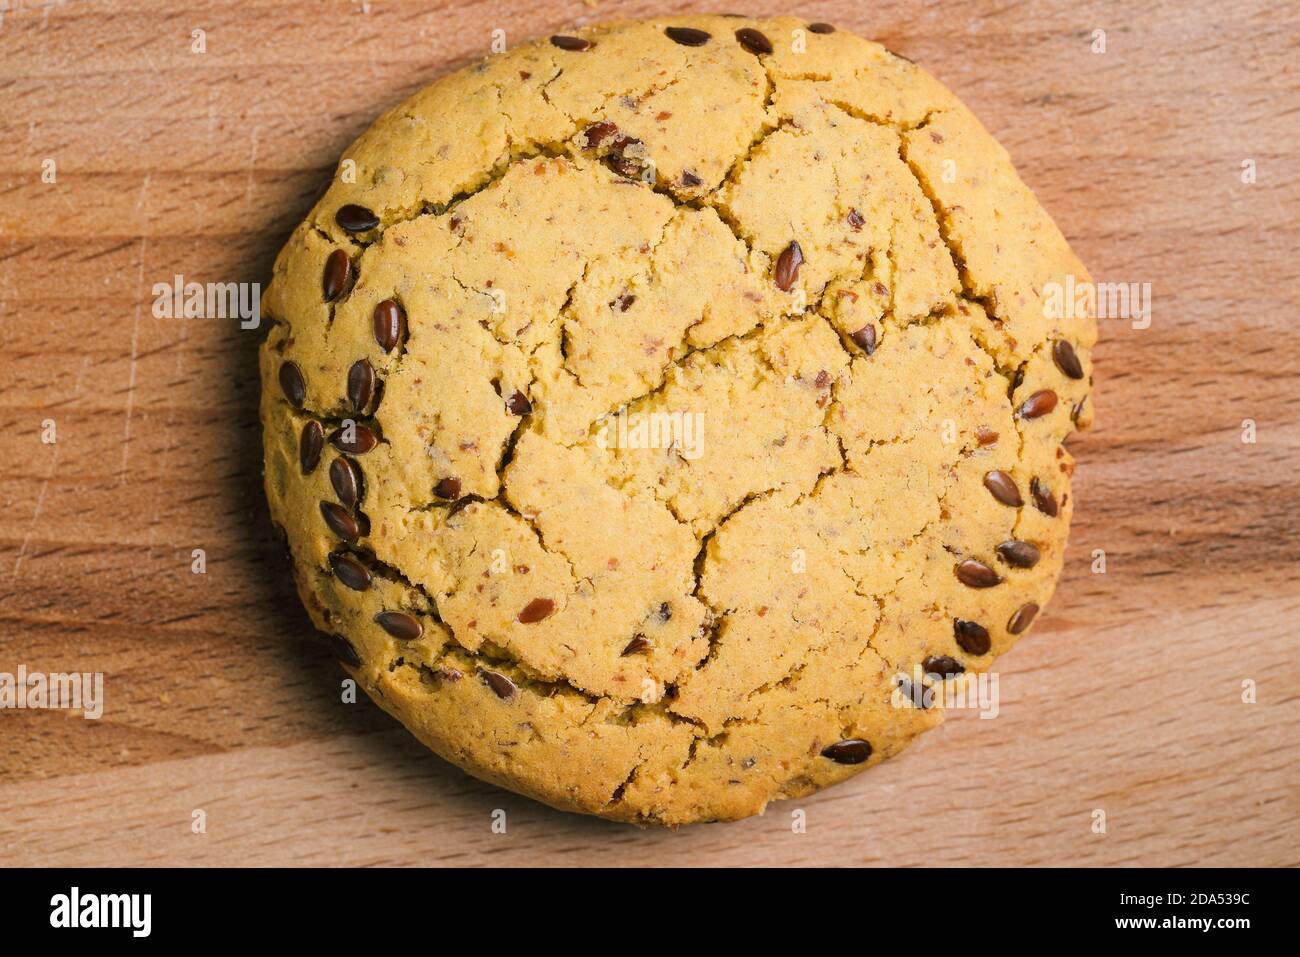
[261,16,1096,825]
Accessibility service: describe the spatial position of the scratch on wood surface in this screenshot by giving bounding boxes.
[12,354,88,576]
[119,173,151,486]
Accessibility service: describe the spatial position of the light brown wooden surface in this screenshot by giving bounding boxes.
[1,0,1297,867]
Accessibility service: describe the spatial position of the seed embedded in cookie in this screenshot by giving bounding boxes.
[1007,602,1040,635]
[434,477,461,500]
[376,611,423,640]
[1018,389,1058,419]
[322,249,351,302]
[735,28,773,56]
[326,632,362,667]
[922,655,966,678]
[821,739,872,764]
[622,636,651,656]
[505,390,533,415]
[330,456,363,509]
[299,421,325,474]
[335,204,380,233]
[997,540,1041,568]
[808,22,836,34]
[955,560,1002,588]
[320,501,363,542]
[1030,476,1059,516]
[773,241,804,291]
[279,362,306,408]
[983,469,1023,507]
[479,668,519,701]
[850,324,877,355]
[329,424,379,454]
[517,597,555,624]
[550,35,591,51]
[1053,339,1085,379]
[954,619,992,655]
[665,26,711,46]
[583,121,620,149]
[329,552,372,591]
[896,675,930,709]
[347,359,376,413]
[372,299,406,353]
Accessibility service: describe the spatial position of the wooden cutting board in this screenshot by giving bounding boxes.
[2,0,1297,867]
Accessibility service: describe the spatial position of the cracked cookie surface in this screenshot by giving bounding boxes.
[260,15,1096,825]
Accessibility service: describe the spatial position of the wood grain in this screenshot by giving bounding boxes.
[1,0,1297,866]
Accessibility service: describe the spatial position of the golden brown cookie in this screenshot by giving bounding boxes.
[260,15,1096,824]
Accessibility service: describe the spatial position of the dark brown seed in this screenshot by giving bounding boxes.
[681,170,702,187]
[517,597,555,624]
[346,359,375,413]
[657,602,672,622]
[997,540,1041,568]
[609,153,647,181]
[850,324,877,355]
[326,633,361,667]
[322,249,351,302]
[329,553,371,591]
[665,26,711,46]
[329,423,378,454]
[279,361,306,408]
[847,208,864,230]
[808,22,836,34]
[622,636,650,656]
[434,476,461,500]
[983,469,1023,507]
[479,668,519,700]
[613,294,636,312]
[373,299,406,353]
[1019,389,1058,419]
[735,27,772,55]
[773,240,804,291]
[897,676,929,709]
[550,35,591,51]
[821,739,871,764]
[299,420,325,474]
[1007,602,1039,635]
[977,426,1000,446]
[1052,339,1084,379]
[955,560,1001,588]
[584,121,620,148]
[376,611,423,641]
[506,391,533,416]
[923,655,966,678]
[320,501,362,542]
[335,203,379,233]
[1030,477,1059,517]
[954,619,991,655]
[330,456,362,509]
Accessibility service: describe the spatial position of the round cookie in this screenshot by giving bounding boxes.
[260,15,1096,825]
